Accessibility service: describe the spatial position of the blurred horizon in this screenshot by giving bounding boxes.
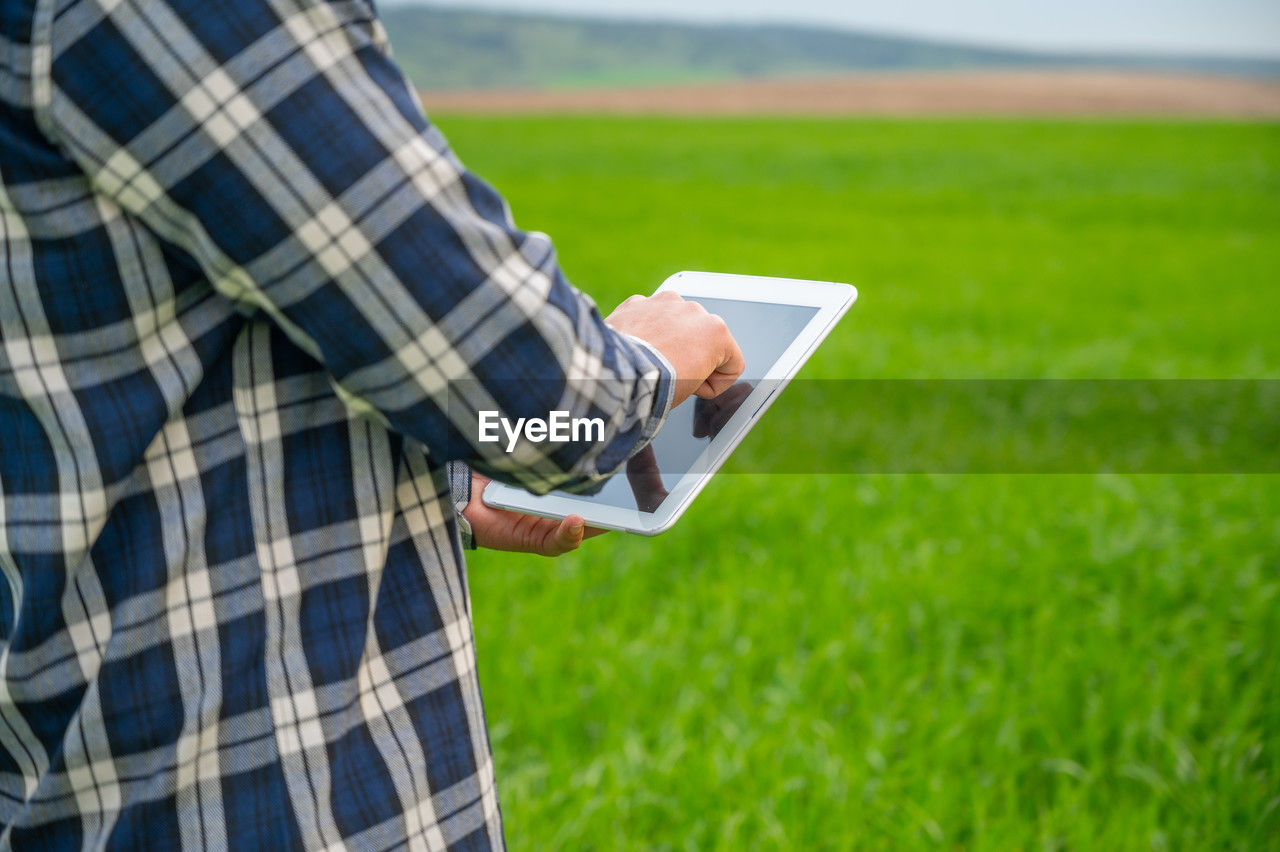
[382,0,1280,60]
[382,4,1280,113]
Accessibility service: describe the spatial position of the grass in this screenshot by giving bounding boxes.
[431,116,1280,849]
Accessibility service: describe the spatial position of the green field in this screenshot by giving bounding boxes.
[434,117,1280,849]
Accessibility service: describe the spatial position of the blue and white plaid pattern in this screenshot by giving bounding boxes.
[0,0,674,847]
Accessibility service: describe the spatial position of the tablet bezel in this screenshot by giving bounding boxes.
[482,271,857,535]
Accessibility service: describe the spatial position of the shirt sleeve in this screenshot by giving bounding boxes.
[34,0,674,494]
[445,461,476,550]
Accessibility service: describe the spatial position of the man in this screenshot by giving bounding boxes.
[0,0,743,847]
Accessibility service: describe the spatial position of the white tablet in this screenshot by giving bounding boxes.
[482,271,857,535]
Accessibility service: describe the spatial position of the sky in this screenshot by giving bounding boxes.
[390,0,1280,58]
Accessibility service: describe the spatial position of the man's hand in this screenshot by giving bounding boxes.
[464,471,607,556]
[606,292,746,407]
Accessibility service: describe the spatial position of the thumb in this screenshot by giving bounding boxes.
[543,515,586,556]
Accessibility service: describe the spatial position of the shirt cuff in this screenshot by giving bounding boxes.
[617,331,678,450]
[446,460,476,550]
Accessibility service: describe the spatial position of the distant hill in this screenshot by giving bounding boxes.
[380,5,1280,91]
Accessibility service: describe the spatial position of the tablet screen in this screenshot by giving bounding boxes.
[566,297,819,513]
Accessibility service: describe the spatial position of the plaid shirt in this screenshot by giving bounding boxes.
[0,0,674,848]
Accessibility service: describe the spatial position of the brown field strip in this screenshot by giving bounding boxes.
[421,70,1280,118]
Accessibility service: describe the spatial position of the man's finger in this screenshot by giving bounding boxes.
[696,370,740,400]
[545,515,586,555]
[717,329,746,383]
